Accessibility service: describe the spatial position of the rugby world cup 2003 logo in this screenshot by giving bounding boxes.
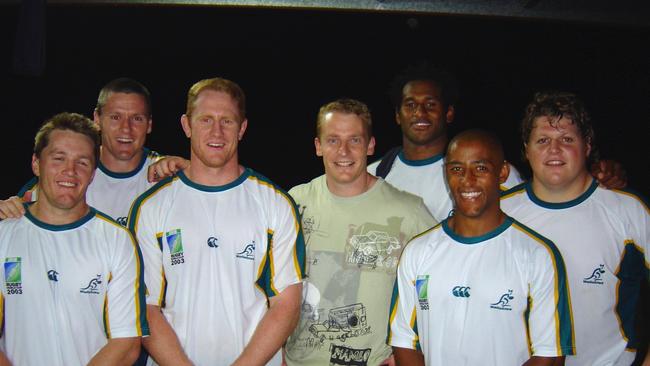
[4,257,23,295]
[416,275,430,310]
[166,229,185,266]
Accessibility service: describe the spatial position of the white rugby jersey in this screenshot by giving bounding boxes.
[368,150,523,221]
[388,217,575,366]
[501,180,650,366]
[0,207,148,366]
[129,168,305,366]
[19,148,161,226]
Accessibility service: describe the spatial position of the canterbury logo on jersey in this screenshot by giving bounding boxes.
[490,289,514,310]
[116,217,128,227]
[207,236,219,248]
[47,270,59,282]
[452,286,471,298]
[583,264,606,284]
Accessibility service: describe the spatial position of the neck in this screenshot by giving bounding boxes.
[29,200,90,226]
[447,210,506,238]
[100,147,144,173]
[401,135,447,161]
[184,157,244,187]
[326,173,377,198]
[531,172,593,203]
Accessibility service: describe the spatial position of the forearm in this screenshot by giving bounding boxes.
[0,351,11,366]
[232,283,302,366]
[522,356,564,366]
[392,347,424,366]
[87,337,141,366]
[143,305,193,366]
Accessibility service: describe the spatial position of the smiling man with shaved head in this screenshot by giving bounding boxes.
[389,129,574,366]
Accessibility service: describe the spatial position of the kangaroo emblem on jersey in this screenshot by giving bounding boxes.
[47,270,59,282]
[80,274,102,294]
[583,264,606,284]
[490,289,514,310]
[236,241,255,260]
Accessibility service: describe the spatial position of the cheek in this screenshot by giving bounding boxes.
[427,109,441,118]
[136,125,150,136]
[81,169,94,181]
[526,145,543,161]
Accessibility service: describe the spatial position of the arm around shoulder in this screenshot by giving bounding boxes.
[147,156,190,182]
[0,196,24,220]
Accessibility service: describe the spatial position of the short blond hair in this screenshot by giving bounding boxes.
[186,77,246,119]
[316,99,372,138]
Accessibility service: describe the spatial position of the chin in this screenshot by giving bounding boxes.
[454,204,485,218]
[539,175,572,187]
[116,151,139,161]
[54,200,84,210]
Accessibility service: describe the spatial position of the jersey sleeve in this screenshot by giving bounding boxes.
[625,195,650,281]
[388,241,421,351]
[128,193,165,307]
[17,177,39,203]
[256,189,305,297]
[527,238,575,357]
[105,225,149,338]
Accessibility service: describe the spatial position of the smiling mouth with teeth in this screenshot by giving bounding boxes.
[117,138,134,143]
[412,120,432,127]
[208,143,225,148]
[545,160,565,165]
[460,191,481,199]
[335,161,354,167]
[57,181,77,188]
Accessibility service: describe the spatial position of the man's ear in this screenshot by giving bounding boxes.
[446,105,455,124]
[181,115,191,138]
[315,137,322,157]
[367,136,376,156]
[238,119,248,141]
[31,154,40,177]
[499,161,511,185]
[93,109,101,129]
[146,117,153,134]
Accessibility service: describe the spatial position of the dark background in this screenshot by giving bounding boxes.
[0,2,648,362]
[1,4,648,196]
